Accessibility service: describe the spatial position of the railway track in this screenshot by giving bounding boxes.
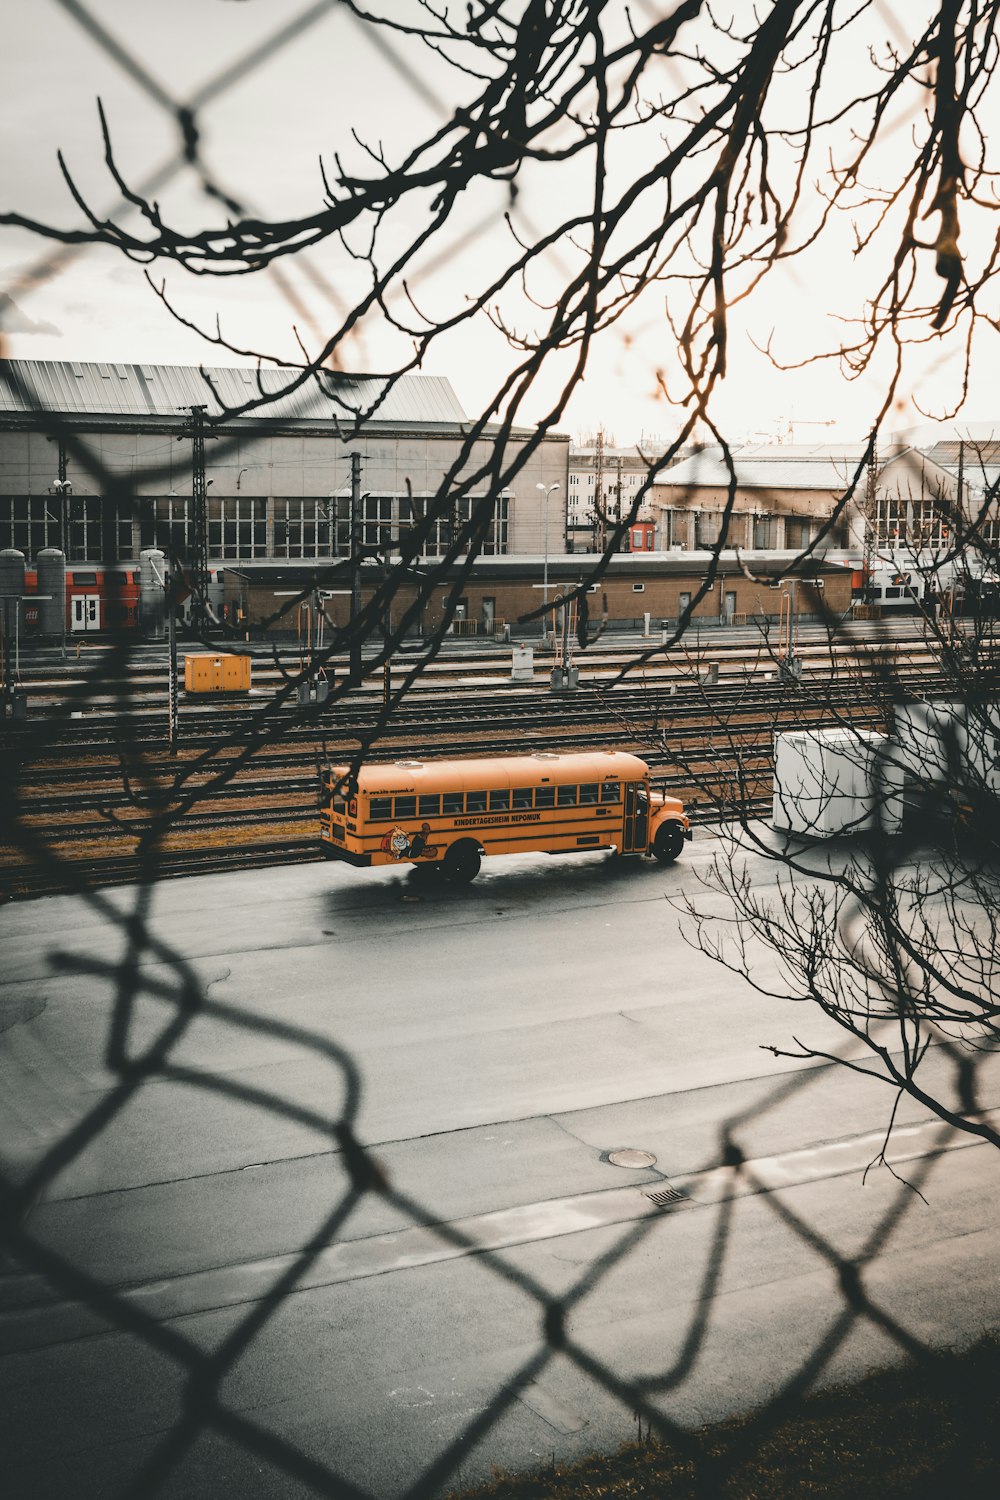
[13,632,941,710]
[3,644,940,752]
[3,628,991,898]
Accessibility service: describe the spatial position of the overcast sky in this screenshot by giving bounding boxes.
[2,1,997,446]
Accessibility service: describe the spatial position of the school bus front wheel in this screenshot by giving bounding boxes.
[652,820,686,864]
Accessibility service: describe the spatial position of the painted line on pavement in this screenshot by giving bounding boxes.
[1,1110,992,1356]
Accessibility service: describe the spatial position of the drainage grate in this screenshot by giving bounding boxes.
[644,1186,686,1209]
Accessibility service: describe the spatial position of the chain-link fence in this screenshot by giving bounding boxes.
[3,3,1000,1496]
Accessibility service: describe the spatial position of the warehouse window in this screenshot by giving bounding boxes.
[695,512,723,548]
[140,496,190,560]
[0,496,63,556]
[66,495,133,560]
[273,498,333,558]
[911,497,953,549]
[208,497,267,559]
[874,496,908,544]
[399,494,508,556]
[362,495,393,552]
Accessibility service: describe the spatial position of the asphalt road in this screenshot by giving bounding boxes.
[1,833,998,1498]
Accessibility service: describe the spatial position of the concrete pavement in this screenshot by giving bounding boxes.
[2,832,998,1497]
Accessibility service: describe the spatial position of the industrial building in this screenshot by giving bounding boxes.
[5,363,994,572]
[3,361,991,645]
[571,433,1000,556]
[0,359,568,565]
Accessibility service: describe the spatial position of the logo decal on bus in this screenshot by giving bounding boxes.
[379,823,440,860]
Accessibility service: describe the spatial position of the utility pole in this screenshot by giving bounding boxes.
[862,429,879,607]
[349,451,363,683]
[535,483,560,646]
[57,437,68,556]
[47,440,73,562]
[166,566,178,753]
[592,427,605,553]
[611,455,622,549]
[1,594,12,718]
[181,405,210,635]
[951,439,966,626]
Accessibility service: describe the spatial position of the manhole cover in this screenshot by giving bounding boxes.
[608,1148,657,1169]
[645,1187,686,1209]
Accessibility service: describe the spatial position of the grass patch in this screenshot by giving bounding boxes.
[446,1336,1000,1499]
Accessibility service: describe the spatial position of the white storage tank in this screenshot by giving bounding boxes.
[0,548,26,638]
[772,728,890,837]
[139,549,167,640]
[0,547,26,600]
[36,548,67,637]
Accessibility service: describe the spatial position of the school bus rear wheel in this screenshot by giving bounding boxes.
[443,840,482,884]
[652,822,685,864]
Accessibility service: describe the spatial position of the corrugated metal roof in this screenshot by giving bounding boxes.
[924,441,1000,497]
[651,444,868,492]
[893,421,1000,448]
[924,438,1000,464]
[0,360,468,427]
[941,463,1000,498]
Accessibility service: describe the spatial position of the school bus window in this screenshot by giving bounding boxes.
[442,791,464,815]
[579,783,599,804]
[489,789,511,811]
[600,782,621,804]
[512,786,533,810]
[535,785,555,808]
[370,797,392,821]
[466,790,488,813]
[557,785,578,807]
[331,789,348,812]
[395,795,417,819]
[418,794,442,817]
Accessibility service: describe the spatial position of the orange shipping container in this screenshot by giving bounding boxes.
[183,653,251,693]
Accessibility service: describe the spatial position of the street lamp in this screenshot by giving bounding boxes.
[535,482,560,645]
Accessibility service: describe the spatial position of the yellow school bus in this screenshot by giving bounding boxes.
[319,749,691,882]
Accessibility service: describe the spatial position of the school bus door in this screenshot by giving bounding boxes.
[622,782,649,853]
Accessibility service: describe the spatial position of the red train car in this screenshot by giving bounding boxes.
[23,563,140,634]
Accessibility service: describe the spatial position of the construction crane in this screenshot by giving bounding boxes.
[775,418,836,444]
